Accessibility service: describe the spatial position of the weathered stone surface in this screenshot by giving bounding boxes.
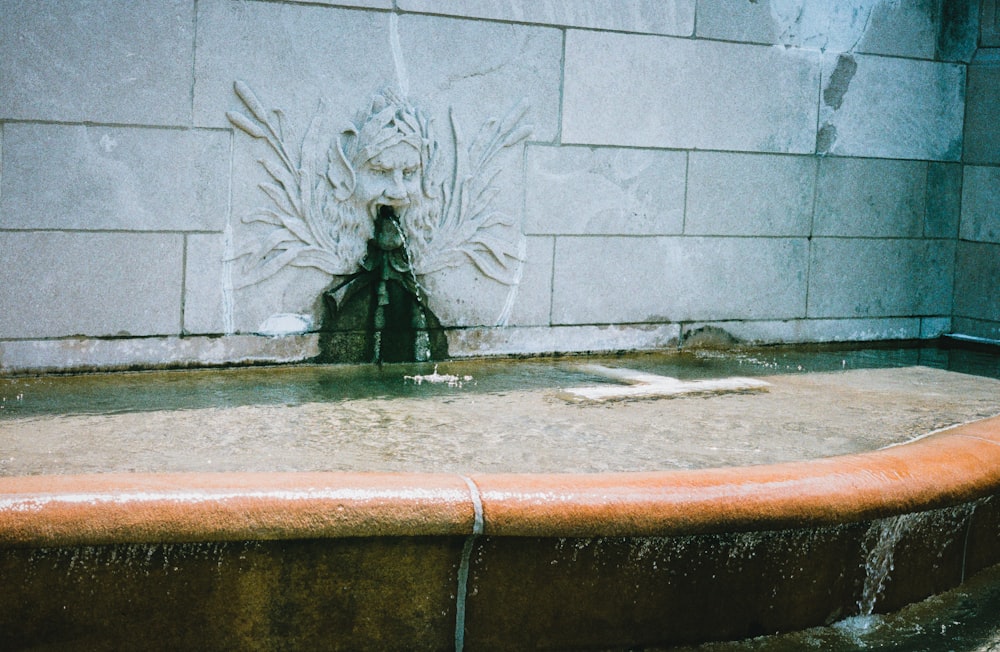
[551,237,808,324]
[694,0,775,44]
[0,232,183,339]
[446,324,681,357]
[194,0,395,129]
[937,0,978,62]
[697,0,938,59]
[685,152,815,236]
[680,318,923,345]
[982,0,1000,48]
[0,0,193,125]
[184,234,227,335]
[397,14,562,142]
[855,0,937,59]
[924,163,962,238]
[813,158,926,237]
[951,316,1000,341]
[807,239,954,318]
[961,166,1000,244]
[505,237,554,327]
[398,0,695,36]
[0,335,319,374]
[955,242,1000,326]
[525,146,686,235]
[963,57,1000,164]
[562,31,820,153]
[698,0,936,58]
[817,54,964,160]
[0,124,228,231]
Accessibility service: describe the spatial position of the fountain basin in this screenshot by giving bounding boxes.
[2,413,1000,650]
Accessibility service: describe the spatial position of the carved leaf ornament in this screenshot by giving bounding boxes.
[226,82,530,296]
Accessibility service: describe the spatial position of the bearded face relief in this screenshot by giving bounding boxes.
[354,140,422,223]
[226,80,530,353]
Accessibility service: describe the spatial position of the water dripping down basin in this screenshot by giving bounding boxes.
[2,345,1000,650]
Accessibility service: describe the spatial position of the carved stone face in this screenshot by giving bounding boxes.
[352,141,423,222]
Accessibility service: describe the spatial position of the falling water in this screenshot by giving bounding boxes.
[856,513,917,617]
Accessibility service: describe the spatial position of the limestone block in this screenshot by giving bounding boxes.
[963,58,1000,164]
[694,0,775,44]
[0,0,193,125]
[0,232,183,339]
[184,234,227,335]
[550,236,808,325]
[982,0,1000,48]
[680,318,921,345]
[504,237,554,327]
[397,0,695,36]
[697,0,940,58]
[562,31,820,153]
[0,124,228,231]
[525,146,686,235]
[817,54,964,161]
[924,163,962,238]
[807,238,954,318]
[685,152,815,236]
[854,0,937,59]
[813,158,926,238]
[951,317,1000,341]
[397,14,562,142]
[194,0,395,129]
[954,242,1000,325]
[446,324,680,358]
[960,166,1000,244]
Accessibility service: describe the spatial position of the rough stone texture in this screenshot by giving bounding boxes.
[678,318,924,346]
[982,0,1000,47]
[0,0,193,125]
[813,158,926,237]
[960,166,1000,244]
[193,0,396,130]
[696,0,940,59]
[398,0,695,36]
[817,53,964,160]
[938,0,979,62]
[0,124,228,231]
[446,324,681,357]
[184,234,227,335]
[854,0,938,59]
[562,31,820,153]
[551,237,808,324]
[0,335,320,375]
[807,239,954,319]
[0,232,183,339]
[954,241,1000,326]
[684,152,815,236]
[925,162,963,238]
[964,58,1000,164]
[397,14,562,142]
[504,237,553,327]
[525,146,686,235]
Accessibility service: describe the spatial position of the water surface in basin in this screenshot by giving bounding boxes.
[1,345,998,475]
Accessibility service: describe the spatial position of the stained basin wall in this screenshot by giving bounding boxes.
[2,415,1000,649]
[0,1,995,373]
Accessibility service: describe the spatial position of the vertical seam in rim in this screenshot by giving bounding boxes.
[455,475,484,651]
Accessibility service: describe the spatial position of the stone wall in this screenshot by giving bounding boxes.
[958,0,1000,341]
[0,0,987,372]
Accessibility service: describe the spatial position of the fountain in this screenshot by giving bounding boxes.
[1,347,1000,650]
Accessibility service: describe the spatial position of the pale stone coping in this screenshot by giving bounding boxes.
[0,414,999,547]
[0,335,319,375]
[0,324,956,374]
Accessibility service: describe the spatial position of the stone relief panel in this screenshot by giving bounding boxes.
[226,80,530,352]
